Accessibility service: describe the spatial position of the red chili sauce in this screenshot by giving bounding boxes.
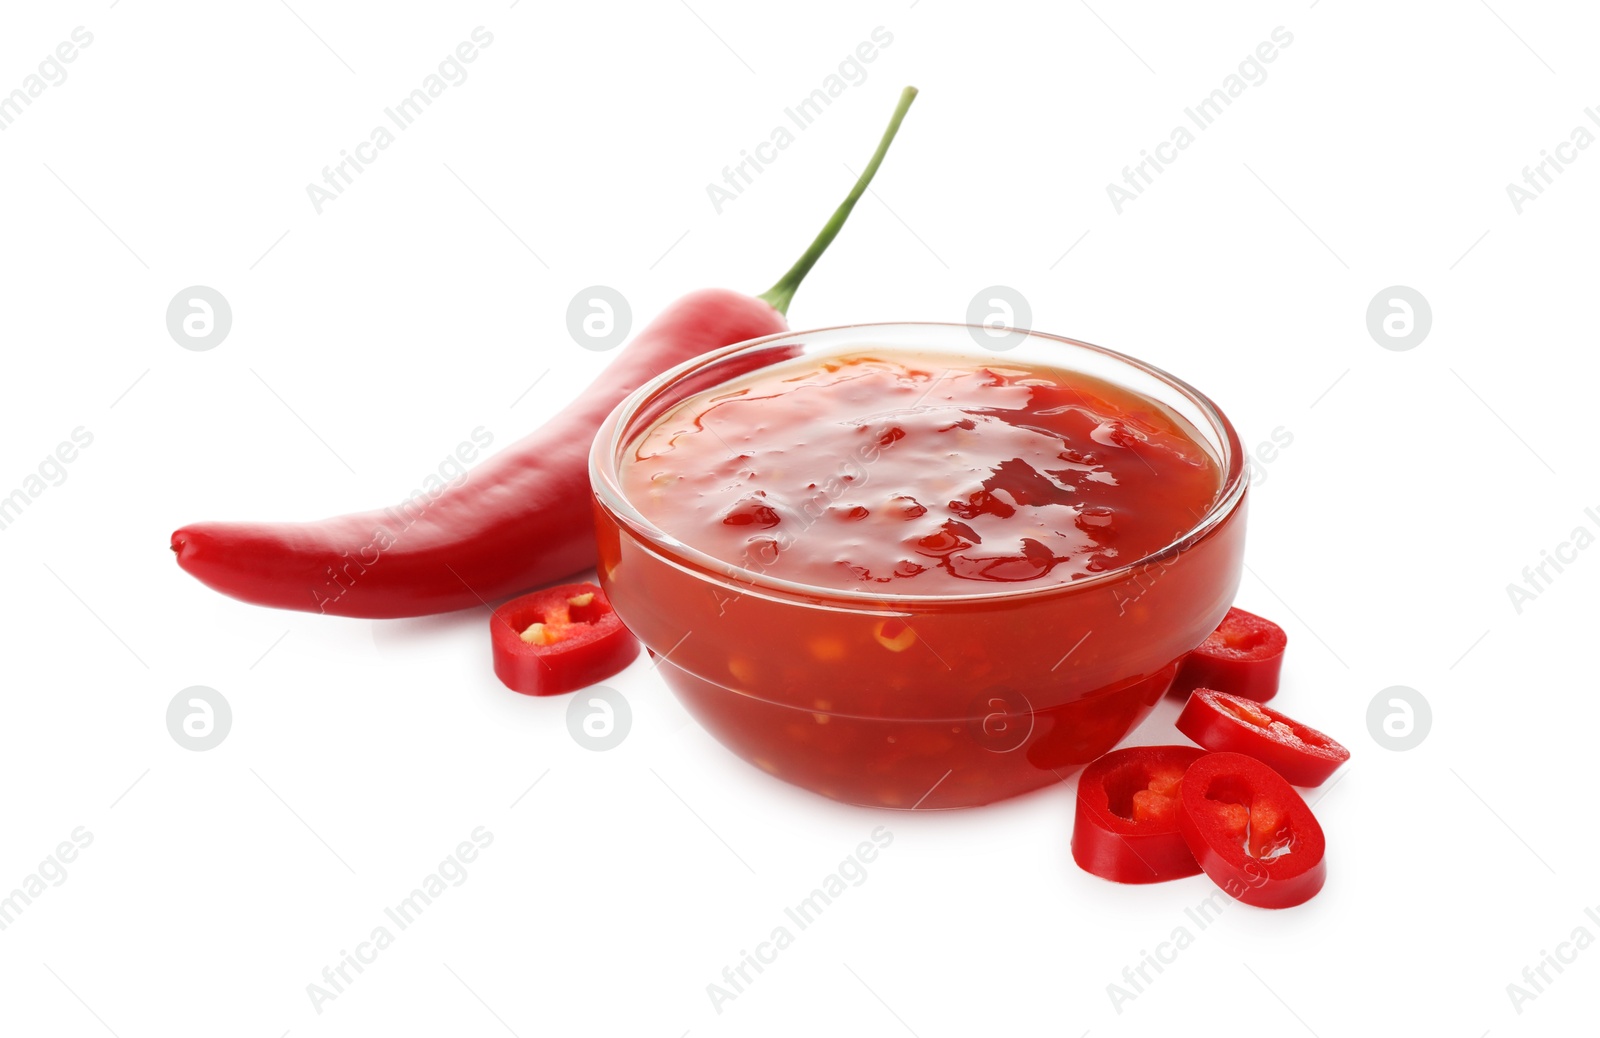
[622,353,1221,594]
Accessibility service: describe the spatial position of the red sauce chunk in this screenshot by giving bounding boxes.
[622,354,1221,593]
[620,351,1209,591]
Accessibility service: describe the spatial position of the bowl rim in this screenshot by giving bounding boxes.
[589,321,1248,608]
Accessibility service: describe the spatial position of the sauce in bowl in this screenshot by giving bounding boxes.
[621,353,1221,595]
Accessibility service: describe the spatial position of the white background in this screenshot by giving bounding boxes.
[1,1,1595,1035]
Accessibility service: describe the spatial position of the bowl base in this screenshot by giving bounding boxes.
[658,659,1178,810]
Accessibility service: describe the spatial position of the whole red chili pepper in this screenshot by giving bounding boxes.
[171,88,918,619]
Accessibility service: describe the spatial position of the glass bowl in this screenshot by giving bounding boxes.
[589,323,1248,809]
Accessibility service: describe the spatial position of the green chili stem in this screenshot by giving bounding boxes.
[758,86,919,316]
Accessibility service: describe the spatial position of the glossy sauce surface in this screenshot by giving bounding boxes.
[622,353,1221,595]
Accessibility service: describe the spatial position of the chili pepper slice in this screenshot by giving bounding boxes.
[1072,745,1207,884]
[490,583,638,696]
[1177,752,1326,909]
[1176,689,1350,787]
[170,88,920,619]
[1171,606,1287,702]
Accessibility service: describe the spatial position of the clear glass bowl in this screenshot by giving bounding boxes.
[590,323,1248,809]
